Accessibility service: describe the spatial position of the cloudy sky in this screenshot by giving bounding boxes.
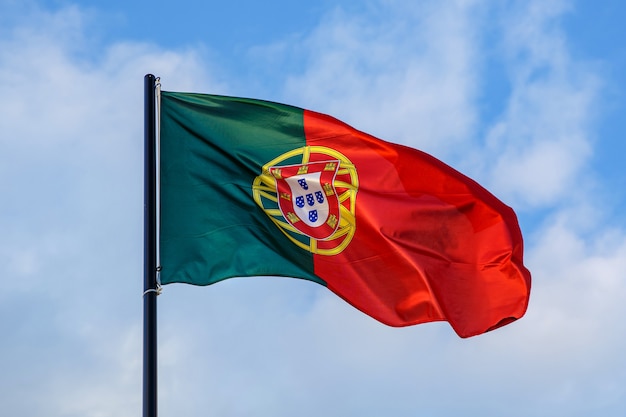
[2,0,626,416]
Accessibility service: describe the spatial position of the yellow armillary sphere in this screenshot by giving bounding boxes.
[252,145,359,256]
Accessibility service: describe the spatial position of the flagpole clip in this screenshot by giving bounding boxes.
[143,266,162,297]
[143,285,162,297]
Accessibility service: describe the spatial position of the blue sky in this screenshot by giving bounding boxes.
[1,0,626,416]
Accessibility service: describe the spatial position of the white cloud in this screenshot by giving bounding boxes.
[0,4,222,416]
[281,1,480,157]
[476,0,600,209]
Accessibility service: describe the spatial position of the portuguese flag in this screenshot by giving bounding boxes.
[159,91,531,338]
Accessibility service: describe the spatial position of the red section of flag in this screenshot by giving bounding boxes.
[304,110,531,338]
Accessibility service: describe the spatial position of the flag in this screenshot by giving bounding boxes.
[159,91,531,338]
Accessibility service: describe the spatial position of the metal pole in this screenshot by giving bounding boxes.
[143,73,158,417]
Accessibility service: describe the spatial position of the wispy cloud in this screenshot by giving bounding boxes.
[282,1,480,156]
[479,1,600,209]
[0,4,219,416]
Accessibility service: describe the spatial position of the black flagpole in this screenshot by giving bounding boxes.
[143,73,158,417]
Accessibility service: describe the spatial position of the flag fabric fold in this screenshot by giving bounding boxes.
[159,91,531,338]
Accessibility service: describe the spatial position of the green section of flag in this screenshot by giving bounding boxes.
[159,91,323,286]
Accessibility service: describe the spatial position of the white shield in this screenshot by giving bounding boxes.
[285,172,329,228]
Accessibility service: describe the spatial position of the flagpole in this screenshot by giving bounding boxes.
[143,73,158,417]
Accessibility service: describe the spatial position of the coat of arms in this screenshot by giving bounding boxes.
[270,160,340,240]
[252,146,358,255]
